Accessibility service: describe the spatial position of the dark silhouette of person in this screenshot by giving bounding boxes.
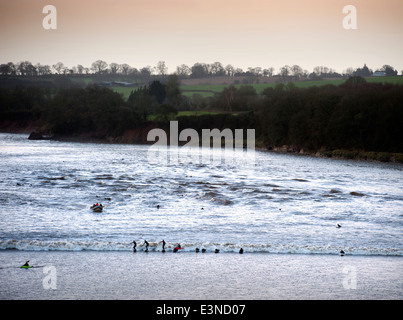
[144,240,149,252]
[132,240,137,252]
[162,240,166,252]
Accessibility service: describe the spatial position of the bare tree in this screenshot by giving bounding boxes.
[0,63,12,75]
[234,68,243,75]
[278,65,292,83]
[109,63,121,74]
[210,62,224,76]
[18,61,37,76]
[140,66,153,81]
[120,63,131,76]
[52,62,65,74]
[76,64,85,74]
[225,64,235,77]
[36,63,51,75]
[343,67,354,77]
[191,63,209,78]
[156,61,168,76]
[291,65,304,80]
[247,67,262,76]
[91,60,108,74]
[263,67,275,77]
[176,64,191,77]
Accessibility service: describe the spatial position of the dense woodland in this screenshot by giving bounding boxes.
[0,75,402,161]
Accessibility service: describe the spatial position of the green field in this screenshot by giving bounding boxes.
[111,76,403,99]
[111,86,137,99]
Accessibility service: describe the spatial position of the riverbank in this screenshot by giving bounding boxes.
[1,251,402,300]
[264,144,403,164]
[2,123,402,164]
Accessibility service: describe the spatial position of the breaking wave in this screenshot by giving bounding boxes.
[0,239,401,256]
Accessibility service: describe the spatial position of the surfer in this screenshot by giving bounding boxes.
[337,224,342,228]
[132,240,137,252]
[340,250,345,256]
[23,260,30,267]
[162,240,166,252]
[239,248,244,254]
[144,240,149,252]
[173,243,182,253]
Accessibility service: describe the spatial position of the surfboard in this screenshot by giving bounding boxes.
[20,265,33,269]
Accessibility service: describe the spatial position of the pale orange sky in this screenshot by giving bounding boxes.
[1,0,402,73]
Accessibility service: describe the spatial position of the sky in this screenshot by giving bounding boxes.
[1,0,402,74]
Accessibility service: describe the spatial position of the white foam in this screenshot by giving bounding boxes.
[1,239,401,256]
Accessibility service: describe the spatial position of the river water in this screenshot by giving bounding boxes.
[1,133,403,300]
[0,132,402,256]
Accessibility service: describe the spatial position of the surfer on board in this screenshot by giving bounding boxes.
[173,243,183,253]
[144,240,149,252]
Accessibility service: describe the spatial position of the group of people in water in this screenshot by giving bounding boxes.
[132,240,244,254]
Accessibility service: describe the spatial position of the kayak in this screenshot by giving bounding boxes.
[20,265,32,269]
[90,204,104,212]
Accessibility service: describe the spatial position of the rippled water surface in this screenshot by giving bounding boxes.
[1,133,402,256]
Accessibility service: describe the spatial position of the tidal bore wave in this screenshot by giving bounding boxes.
[0,240,401,256]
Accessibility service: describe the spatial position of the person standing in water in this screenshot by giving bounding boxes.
[162,240,166,252]
[132,240,137,252]
[144,240,149,252]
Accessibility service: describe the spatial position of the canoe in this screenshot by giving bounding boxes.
[90,204,104,212]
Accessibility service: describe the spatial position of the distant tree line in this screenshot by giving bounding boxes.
[0,85,136,138]
[255,78,403,153]
[1,60,401,81]
[0,76,402,154]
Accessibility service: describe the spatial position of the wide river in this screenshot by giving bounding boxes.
[0,132,402,256]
